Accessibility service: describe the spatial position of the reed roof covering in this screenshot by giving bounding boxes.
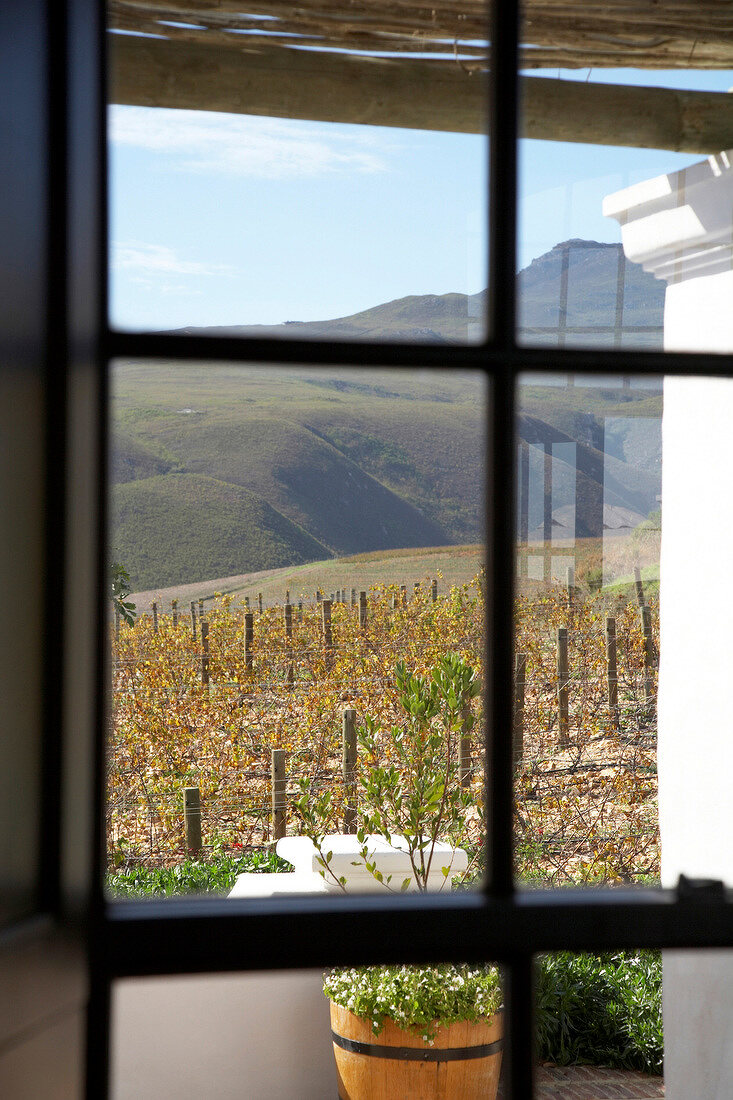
[110,0,733,71]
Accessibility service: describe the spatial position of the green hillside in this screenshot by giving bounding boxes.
[111,365,484,588]
[112,473,329,590]
[170,294,484,343]
[112,240,664,590]
[138,413,451,554]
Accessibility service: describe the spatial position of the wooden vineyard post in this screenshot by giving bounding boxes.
[271,749,287,841]
[258,592,263,614]
[201,620,210,688]
[298,600,303,623]
[557,626,569,748]
[605,616,619,728]
[190,601,197,642]
[634,566,645,608]
[391,594,399,612]
[431,579,438,603]
[640,604,655,714]
[284,601,294,687]
[322,598,334,666]
[152,601,158,634]
[183,786,202,857]
[459,703,472,789]
[342,707,357,833]
[171,598,178,628]
[566,566,574,609]
[198,597,204,621]
[359,591,367,630]
[413,582,420,601]
[513,652,527,765]
[316,590,322,603]
[400,584,407,607]
[244,595,250,611]
[285,588,290,604]
[350,588,356,608]
[244,611,254,672]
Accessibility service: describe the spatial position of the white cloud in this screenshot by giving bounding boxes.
[108,105,388,178]
[112,241,235,281]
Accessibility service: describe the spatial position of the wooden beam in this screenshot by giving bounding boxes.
[110,34,733,153]
[110,0,733,70]
[109,35,486,134]
[522,78,733,154]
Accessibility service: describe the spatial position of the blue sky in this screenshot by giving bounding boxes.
[109,64,733,331]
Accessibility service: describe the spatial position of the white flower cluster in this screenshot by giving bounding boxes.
[324,963,502,1039]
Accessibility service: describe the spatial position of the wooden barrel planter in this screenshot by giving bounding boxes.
[330,1001,503,1100]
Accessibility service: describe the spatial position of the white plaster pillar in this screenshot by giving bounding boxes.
[605,152,733,1100]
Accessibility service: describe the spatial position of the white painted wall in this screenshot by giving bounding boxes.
[111,970,335,1100]
[659,378,733,1099]
[606,153,733,1100]
[658,377,733,887]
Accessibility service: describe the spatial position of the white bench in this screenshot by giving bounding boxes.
[228,834,468,897]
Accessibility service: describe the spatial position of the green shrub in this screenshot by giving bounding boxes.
[536,950,663,1075]
[106,849,289,898]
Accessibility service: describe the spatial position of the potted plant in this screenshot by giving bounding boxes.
[325,962,503,1100]
[296,655,502,1098]
[296,654,484,892]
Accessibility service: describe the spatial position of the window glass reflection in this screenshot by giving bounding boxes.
[515,375,660,888]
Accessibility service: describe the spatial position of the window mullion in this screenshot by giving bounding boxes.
[486,0,520,900]
[505,953,535,1100]
[488,0,520,345]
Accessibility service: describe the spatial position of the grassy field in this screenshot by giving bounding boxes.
[129,543,486,613]
[129,532,660,614]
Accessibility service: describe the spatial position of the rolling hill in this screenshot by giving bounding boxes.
[112,473,329,590]
[112,240,664,590]
[111,366,486,588]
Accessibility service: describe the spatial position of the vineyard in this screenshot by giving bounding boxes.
[109,573,660,887]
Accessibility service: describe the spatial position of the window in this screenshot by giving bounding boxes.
[4,1,733,1097]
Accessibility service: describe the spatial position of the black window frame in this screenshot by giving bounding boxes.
[47,1,733,1097]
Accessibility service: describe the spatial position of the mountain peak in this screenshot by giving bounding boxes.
[162,238,661,347]
[550,238,620,252]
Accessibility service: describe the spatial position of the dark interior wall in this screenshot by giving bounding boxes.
[0,2,91,1094]
[0,0,47,930]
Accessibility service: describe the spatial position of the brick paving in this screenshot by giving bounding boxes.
[535,1065,664,1099]
[496,1066,664,1099]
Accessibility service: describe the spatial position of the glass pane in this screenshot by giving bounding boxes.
[112,962,503,1097]
[515,374,660,888]
[534,949,664,1097]
[107,363,487,898]
[518,4,733,350]
[107,5,489,340]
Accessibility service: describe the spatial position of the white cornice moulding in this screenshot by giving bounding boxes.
[603,150,733,284]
